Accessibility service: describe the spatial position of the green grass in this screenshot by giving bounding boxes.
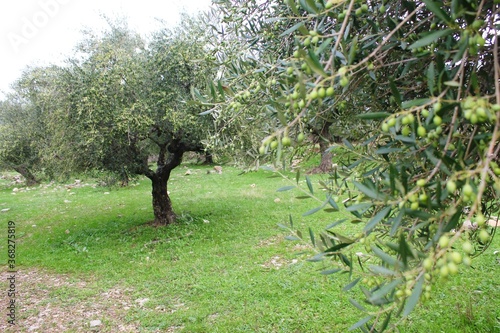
[1,164,499,332]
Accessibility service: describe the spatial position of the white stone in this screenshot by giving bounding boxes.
[89,319,102,327]
[135,298,149,307]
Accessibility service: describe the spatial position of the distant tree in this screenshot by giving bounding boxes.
[0,65,67,185]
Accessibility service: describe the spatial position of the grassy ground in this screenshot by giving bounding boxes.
[0,164,499,332]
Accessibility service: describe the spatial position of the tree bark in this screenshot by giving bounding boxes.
[13,165,39,186]
[150,173,176,225]
[203,151,214,165]
[309,121,334,174]
[145,139,186,225]
[317,140,333,172]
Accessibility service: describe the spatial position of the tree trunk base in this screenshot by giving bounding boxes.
[308,151,333,174]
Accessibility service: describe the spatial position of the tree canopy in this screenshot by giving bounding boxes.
[204,0,500,330]
[0,18,216,224]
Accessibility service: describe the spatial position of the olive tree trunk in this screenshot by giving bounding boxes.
[144,139,187,225]
[150,172,176,225]
[13,165,39,186]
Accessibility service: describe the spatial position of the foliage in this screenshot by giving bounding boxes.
[209,0,500,330]
[0,17,217,224]
[0,65,69,184]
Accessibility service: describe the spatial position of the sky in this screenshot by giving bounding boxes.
[0,0,213,98]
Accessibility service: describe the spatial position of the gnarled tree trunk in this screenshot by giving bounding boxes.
[317,140,333,173]
[13,165,39,186]
[144,139,187,225]
[309,121,334,174]
[151,173,176,225]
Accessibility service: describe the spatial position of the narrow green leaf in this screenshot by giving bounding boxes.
[346,203,373,212]
[198,109,215,116]
[408,29,453,50]
[285,235,301,241]
[368,278,403,303]
[343,138,355,150]
[326,219,347,229]
[443,209,462,232]
[424,148,451,175]
[307,253,325,262]
[369,265,397,276]
[349,316,373,331]
[349,297,366,311]
[309,227,315,247]
[427,62,435,95]
[277,185,296,192]
[217,80,225,98]
[299,0,318,13]
[389,78,401,107]
[444,80,460,87]
[315,37,333,56]
[380,311,393,331]
[398,233,415,268]
[302,205,325,216]
[321,268,342,275]
[305,49,328,77]
[305,175,314,194]
[401,98,431,109]
[389,164,396,194]
[364,206,391,232]
[279,22,305,37]
[403,275,424,317]
[295,169,300,185]
[276,109,287,126]
[371,245,403,268]
[390,210,404,237]
[422,0,452,24]
[348,35,358,65]
[287,0,300,15]
[353,181,380,200]
[191,87,207,103]
[327,196,339,210]
[325,242,352,252]
[375,147,402,154]
[343,277,361,291]
[356,112,391,120]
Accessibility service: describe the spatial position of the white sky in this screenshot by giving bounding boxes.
[0,0,212,98]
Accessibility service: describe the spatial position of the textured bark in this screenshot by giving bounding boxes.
[317,140,333,172]
[144,138,188,225]
[309,121,334,174]
[151,174,176,225]
[13,165,39,186]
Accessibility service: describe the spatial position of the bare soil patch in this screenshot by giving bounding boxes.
[1,268,139,333]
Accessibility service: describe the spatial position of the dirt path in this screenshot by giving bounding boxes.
[1,268,139,332]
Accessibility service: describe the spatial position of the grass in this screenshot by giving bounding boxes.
[0,164,499,332]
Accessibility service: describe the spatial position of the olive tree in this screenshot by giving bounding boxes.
[0,65,68,185]
[203,0,376,171]
[210,0,499,330]
[56,19,215,224]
